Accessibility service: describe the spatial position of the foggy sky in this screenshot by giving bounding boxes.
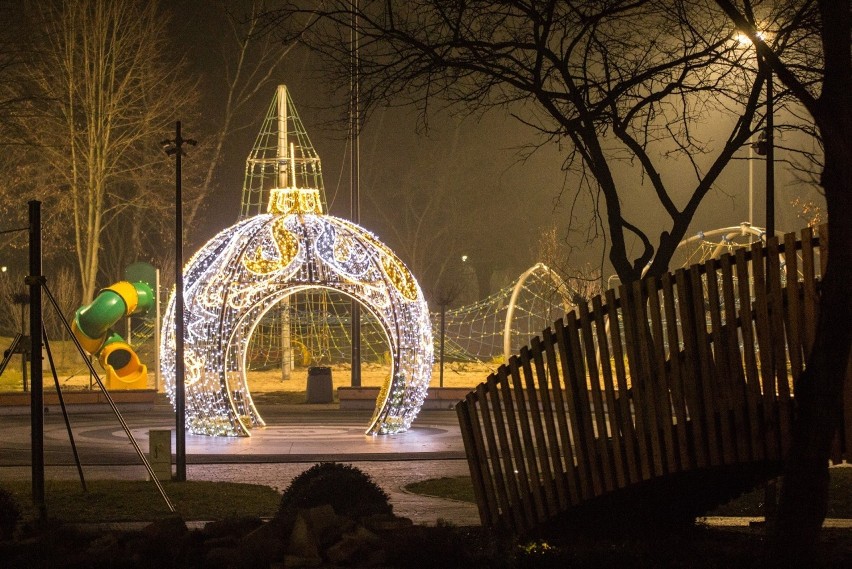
[172,1,824,293]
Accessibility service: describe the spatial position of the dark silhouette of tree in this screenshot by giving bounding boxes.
[186,0,297,234]
[257,0,806,284]
[715,0,851,563]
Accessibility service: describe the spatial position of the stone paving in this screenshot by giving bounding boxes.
[0,403,480,526]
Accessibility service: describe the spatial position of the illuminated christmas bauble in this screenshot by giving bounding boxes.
[160,187,433,436]
[159,86,433,436]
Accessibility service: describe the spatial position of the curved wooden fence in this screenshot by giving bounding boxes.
[456,225,849,534]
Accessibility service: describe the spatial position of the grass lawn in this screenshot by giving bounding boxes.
[406,466,852,518]
[0,479,281,522]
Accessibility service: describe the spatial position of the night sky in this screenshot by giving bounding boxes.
[4,0,826,295]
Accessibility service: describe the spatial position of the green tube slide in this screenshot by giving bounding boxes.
[75,281,154,344]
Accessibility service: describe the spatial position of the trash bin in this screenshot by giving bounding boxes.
[148,429,172,481]
[306,366,333,403]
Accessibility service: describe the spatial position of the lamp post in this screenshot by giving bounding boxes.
[162,122,196,482]
[27,201,45,519]
[750,55,775,238]
[350,1,362,387]
[764,65,775,238]
[739,32,774,238]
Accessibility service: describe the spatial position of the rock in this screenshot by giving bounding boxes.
[362,513,414,533]
[141,515,187,541]
[204,516,264,540]
[241,519,286,566]
[306,504,354,548]
[204,546,244,569]
[286,512,321,562]
[325,525,382,566]
[283,553,323,567]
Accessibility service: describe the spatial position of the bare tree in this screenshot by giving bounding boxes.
[715,0,851,562]
[182,0,298,233]
[22,0,198,304]
[257,0,808,284]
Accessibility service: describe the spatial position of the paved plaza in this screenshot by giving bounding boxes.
[0,402,480,526]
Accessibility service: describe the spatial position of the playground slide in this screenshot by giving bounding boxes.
[71,281,154,390]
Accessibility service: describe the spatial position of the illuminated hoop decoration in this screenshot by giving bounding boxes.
[160,86,433,436]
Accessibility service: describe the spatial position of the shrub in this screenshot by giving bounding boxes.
[278,463,392,520]
[0,487,20,540]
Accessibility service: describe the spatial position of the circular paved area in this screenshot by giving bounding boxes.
[0,404,479,526]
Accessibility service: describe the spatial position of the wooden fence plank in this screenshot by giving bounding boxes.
[661,272,692,471]
[675,268,709,468]
[784,233,805,383]
[734,249,769,460]
[457,396,496,527]
[800,226,817,355]
[719,253,750,462]
[751,242,781,461]
[475,382,514,529]
[485,376,526,531]
[605,289,641,484]
[531,334,569,509]
[690,265,722,466]
[705,258,736,465]
[543,327,582,504]
[563,312,605,495]
[644,278,678,472]
[578,301,616,492]
[508,355,548,523]
[497,364,537,529]
[767,238,793,453]
[592,295,628,487]
[636,279,667,476]
[620,283,654,481]
[520,344,559,517]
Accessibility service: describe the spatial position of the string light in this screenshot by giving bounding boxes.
[159,86,433,436]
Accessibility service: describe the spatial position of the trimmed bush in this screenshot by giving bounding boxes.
[278,463,392,520]
[0,487,20,540]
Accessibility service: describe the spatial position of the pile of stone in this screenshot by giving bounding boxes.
[203,505,414,568]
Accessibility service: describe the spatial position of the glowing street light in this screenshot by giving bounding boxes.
[736,28,775,237]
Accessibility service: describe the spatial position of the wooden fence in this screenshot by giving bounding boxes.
[456,226,849,534]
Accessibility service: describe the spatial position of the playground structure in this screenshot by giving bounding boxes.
[243,261,580,372]
[241,223,784,375]
[0,201,175,516]
[71,280,154,390]
[160,86,433,436]
[457,225,849,535]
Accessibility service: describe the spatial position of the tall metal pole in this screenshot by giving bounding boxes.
[163,122,195,482]
[350,2,362,387]
[28,200,45,518]
[174,122,186,482]
[765,70,775,238]
[439,304,446,388]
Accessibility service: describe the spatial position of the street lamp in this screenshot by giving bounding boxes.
[161,121,196,483]
[737,30,775,238]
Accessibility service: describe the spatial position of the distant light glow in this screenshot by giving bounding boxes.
[735,30,765,46]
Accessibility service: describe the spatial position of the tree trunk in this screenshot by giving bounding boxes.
[773,74,852,563]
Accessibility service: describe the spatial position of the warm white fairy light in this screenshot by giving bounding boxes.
[160,201,433,437]
[161,85,431,437]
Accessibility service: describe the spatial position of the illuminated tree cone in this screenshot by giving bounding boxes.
[160,86,432,437]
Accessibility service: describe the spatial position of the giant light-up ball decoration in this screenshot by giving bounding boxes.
[160,86,433,436]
